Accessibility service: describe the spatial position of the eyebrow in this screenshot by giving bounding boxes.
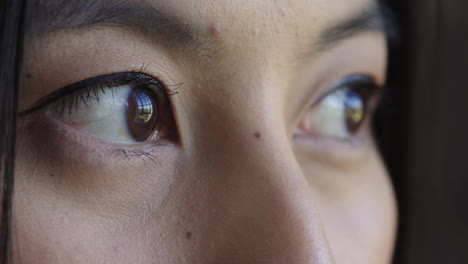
[313,3,392,53]
[30,0,394,54]
[30,0,197,47]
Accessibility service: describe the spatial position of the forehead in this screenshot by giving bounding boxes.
[29,0,383,65]
[171,0,376,25]
[167,0,377,44]
[30,0,380,38]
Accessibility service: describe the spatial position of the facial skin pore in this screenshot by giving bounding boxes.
[14,0,396,263]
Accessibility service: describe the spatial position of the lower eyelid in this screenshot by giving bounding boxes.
[22,114,176,167]
[293,112,375,154]
[293,131,374,168]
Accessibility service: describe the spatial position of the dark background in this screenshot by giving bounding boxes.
[375,0,468,263]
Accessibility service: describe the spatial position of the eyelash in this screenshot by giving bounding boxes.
[298,75,382,143]
[314,75,381,108]
[19,71,174,117]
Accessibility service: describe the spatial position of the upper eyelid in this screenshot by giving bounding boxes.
[52,84,126,117]
[311,74,381,108]
[19,72,168,117]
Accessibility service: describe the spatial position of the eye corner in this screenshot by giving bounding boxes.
[25,71,178,146]
[295,73,383,150]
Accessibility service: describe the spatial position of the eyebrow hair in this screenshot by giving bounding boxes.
[313,3,393,53]
[28,0,396,55]
[28,0,197,47]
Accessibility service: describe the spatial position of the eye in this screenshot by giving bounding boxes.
[295,75,381,139]
[23,72,177,144]
[52,84,162,143]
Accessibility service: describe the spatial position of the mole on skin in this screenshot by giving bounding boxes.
[254,132,261,139]
[185,231,192,239]
[208,23,220,40]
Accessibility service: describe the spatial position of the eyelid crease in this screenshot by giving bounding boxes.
[19,71,172,117]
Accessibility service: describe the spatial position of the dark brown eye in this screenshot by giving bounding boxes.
[126,87,159,142]
[343,76,379,135]
[344,89,365,134]
[43,72,177,144]
[295,75,380,139]
[50,83,171,144]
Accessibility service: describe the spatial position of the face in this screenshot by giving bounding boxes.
[14,0,396,263]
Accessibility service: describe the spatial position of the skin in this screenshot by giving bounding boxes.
[13,0,396,263]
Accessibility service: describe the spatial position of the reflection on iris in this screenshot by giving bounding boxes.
[133,90,154,124]
[126,87,159,141]
[345,89,364,125]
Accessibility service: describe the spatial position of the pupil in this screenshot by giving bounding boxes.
[344,89,364,133]
[126,87,158,141]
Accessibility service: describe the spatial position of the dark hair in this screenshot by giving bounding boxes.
[0,0,26,263]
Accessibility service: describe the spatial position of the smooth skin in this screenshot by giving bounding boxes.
[14,0,396,263]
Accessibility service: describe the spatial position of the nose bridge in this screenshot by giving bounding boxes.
[182,53,335,262]
[215,141,335,263]
[190,108,335,263]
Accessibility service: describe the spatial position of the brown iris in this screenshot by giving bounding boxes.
[126,87,158,141]
[344,88,366,134]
